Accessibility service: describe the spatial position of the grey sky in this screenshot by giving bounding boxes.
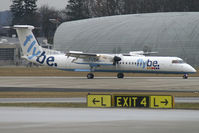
[0,0,68,11]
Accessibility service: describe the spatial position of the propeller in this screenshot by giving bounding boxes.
[113,56,121,65]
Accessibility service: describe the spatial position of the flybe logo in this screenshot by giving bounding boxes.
[36,51,57,67]
[24,35,41,60]
[24,35,57,67]
[137,59,160,69]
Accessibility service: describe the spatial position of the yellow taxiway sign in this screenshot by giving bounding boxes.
[87,95,174,108]
[150,96,174,108]
[87,95,111,107]
[113,95,149,108]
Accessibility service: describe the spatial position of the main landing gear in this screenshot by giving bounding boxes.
[87,73,189,79]
[183,74,188,79]
[117,73,124,78]
[87,73,124,79]
[87,73,94,79]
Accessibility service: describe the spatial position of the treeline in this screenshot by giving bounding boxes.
[10,0,199,42]
[10,0,66,43]
[66,0,199,20]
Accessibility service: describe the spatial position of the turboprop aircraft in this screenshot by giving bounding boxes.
[13,25,196,79]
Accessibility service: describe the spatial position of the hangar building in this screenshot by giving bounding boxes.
[54,12,199,66]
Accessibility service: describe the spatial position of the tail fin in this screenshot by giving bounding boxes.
[14,25,43,60]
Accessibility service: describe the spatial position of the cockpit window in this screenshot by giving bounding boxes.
[172,60,184,64]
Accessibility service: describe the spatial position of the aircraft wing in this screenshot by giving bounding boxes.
[66,51,97,58]
[65,51,121,66]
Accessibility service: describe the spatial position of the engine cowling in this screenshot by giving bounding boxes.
[113,56,121,65]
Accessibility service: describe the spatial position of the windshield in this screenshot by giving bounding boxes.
[172,60,184,64]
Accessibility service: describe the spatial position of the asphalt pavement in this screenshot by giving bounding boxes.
[0,107,199,133]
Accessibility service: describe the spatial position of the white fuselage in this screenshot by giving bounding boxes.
[30,53,196,74]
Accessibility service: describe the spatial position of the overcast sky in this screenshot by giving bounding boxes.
[0,0,68,11]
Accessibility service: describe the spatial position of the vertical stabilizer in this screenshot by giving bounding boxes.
[14,25,43,60]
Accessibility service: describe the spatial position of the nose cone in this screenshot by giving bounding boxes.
[191,67,197,73]
[184,64,197,74]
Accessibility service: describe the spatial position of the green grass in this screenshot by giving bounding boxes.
[175,103,199,110]
[0,102,199,110]
[0,103,87,108]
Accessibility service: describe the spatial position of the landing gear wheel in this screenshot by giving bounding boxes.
[117,73,124,78]
[183,74,188,79]
[87,73,94,79]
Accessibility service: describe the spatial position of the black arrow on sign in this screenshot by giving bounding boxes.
[161,99,168,105]
[93,98,100,104]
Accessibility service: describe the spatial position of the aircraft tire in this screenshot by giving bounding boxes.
[117,73,124,78]
[87,73,94,79]
[183,74,188,79]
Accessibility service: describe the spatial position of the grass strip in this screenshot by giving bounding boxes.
[175,103,199,110]
[0,103,87,108]
[0,103,198,110]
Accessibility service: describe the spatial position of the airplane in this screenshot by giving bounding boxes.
[13,25,196,79]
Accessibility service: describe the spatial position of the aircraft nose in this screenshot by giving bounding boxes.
[191,67,197,73]
[185,64,197,74]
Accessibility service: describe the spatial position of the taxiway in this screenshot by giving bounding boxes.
[0,76,198,133]
[0,107,199,133]
[0,77,198,91]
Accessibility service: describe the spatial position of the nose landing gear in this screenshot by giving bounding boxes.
[87,73,94,79]
[183,74,188,79]
[117,73,124,78]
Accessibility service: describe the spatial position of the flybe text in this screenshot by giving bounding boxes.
[24,35,41,60]
[36,52,57,67]
[137,59,160,69]
[24,35,57,67]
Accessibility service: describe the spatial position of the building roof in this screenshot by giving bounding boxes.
[54,12,199,66]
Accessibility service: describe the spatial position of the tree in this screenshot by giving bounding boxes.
[92,0,115,16]
[10,0,24,24]
[24,0,37,14]
[87,0,122,17]
[10,0,39,25]
[66,0,90,21]
[39,5,61,43]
